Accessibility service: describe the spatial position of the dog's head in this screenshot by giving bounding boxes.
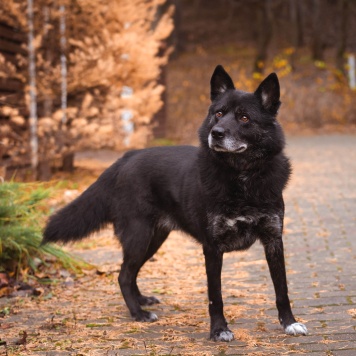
[199,65,285,160]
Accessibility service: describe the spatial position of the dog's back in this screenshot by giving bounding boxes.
[108,145,204,239]
[43,145,202,245]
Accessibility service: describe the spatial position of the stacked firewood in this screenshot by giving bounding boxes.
[0,0,174,178]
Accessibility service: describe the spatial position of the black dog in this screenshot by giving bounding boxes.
[43,65,307,341]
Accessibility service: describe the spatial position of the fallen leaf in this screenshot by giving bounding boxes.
[15,331,27,345]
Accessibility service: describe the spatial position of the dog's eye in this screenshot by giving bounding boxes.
[240,115,249,123]
[215,111,223,119]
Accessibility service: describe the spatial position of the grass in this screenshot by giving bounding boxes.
[0,181,87,279]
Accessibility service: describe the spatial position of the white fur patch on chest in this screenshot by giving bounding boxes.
[208,212,282,252]
[210,212,282,233]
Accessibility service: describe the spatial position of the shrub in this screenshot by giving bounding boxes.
[0,181,85,278]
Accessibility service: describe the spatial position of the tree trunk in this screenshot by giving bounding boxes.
[253,0,273,74]
[335,0,348,76]
[62,152,74,172]
[43,6,53,117]
[151,1,173,138]
[168,0,182,57]
[60,4,67,126]
[27,0,38,171]
[289,0,303,70]
[37,160,51,181]
[152,67,167,138]
[59,5,73,173]
[311,0,324,61]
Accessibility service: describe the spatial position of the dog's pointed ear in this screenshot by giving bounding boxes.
[210,65,235,101]
[254,73,281,115]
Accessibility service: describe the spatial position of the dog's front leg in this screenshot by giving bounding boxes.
[203,246,234,342]
[263,238,308,335]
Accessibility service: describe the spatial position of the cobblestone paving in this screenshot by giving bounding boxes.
[0,135,355,355]
[279,135,356,355]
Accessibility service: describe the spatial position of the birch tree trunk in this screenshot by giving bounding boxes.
[59,4,73,171]
[60,4,67,126]
[27,0,38,170]
[43,6,53,117]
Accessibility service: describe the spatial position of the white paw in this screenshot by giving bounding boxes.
[147,312,158,322]
[136,311,158,322]
[285,322,308,335]
[212,330,235,342]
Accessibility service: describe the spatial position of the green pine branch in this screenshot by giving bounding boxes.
[0,182,88,279]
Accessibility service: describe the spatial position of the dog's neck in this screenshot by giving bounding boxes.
[198,147,289,204]
[199,144,282,173]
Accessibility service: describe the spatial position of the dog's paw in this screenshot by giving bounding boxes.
[210,328,235,342]
[138,295,160,306]
[285,322,308,336]
[135,310,158,322]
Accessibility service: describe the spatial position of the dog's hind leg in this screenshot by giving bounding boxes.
[118,223,168,322]
[134,229,169,306]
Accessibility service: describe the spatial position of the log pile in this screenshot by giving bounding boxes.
[0,20,29,175]
[0,0,174,179]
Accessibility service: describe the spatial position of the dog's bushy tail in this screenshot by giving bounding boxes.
[42,169,114,245]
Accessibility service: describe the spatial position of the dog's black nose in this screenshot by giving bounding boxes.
[211,127,225,139]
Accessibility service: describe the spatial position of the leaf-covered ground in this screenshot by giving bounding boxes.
[1,135,356,355]
[0,230,300,355]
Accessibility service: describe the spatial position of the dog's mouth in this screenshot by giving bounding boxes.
[208,134,248,153]
[212,144,247,153]
[233,144,247,153]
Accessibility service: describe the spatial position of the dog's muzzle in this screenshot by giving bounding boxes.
[208,129,248,153]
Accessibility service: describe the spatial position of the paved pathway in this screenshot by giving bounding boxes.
[1,135,355,355]
[276,135,356,355]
